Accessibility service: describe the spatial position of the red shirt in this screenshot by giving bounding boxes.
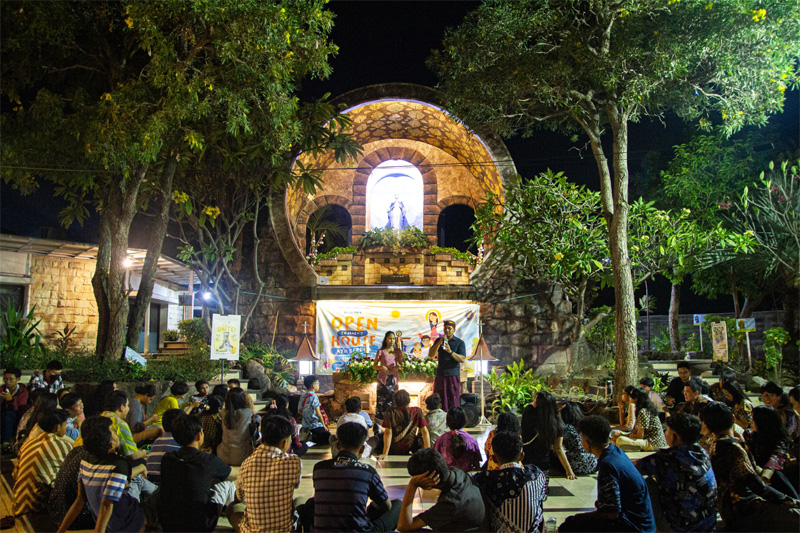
[1,383,29,412]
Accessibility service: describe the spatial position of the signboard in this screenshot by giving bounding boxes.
[211,314,241,361]
[693,314,706,325]
[736,318,756,332]
[711,321,729,362]
[124,347,147,367]
[315,300,480,375]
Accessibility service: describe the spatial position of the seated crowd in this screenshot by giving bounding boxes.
[2,361,800,532]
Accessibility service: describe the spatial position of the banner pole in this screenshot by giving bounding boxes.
[477,320,491,426]
[746,331,752,371]
[699,324,703,352]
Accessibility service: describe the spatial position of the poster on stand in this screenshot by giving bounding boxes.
[211,314,241,361]
[711,321,728,362]
[315,300,480,375]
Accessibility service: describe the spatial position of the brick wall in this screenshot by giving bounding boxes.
[29,256,98,349]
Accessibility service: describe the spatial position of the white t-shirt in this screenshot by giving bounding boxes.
[648,389,665,409]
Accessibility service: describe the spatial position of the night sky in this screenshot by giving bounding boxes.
[2,1,798,315]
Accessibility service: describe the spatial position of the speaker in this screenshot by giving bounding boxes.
[462,403,480,428]
[460,393,479,406]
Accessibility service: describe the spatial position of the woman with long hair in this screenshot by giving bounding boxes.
[560,401,597,475]
[432,406,482,471]
[84,380,116,418]
[217,387,256,466]
[614,387,667,451]
[761,381,798,441]
[744,405,798,499]
[521,391,576,485]
[373,331,403,422]
[484,411,521,470]
[15,391,58,450]
[378,389,430,457]
[721,380,753,430]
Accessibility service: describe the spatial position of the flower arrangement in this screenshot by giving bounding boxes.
[340,353,377,384]
[398,356,437,380]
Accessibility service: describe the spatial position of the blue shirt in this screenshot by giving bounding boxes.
[637,444,717,532]
[301,392,323,430]
[145,433,179,483]
[596,444,655,532]
[312,451,389,532]
[80,454,144,533]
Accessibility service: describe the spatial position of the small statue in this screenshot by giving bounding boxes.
[385,194,409,230]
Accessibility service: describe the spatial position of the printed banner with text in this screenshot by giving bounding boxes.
[211,314,241,361]
[315,300,480,375]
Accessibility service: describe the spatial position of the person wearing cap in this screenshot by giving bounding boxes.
[430,320,466,412]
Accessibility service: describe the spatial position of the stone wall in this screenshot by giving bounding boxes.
[29,256,98,349]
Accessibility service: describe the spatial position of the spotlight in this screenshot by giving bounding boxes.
[122,258,133,268]
[202,292,212,301]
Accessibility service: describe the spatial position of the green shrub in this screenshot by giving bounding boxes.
[485,360,548,414]
[240,342,295,388]
[398,227,431,248]
[162,330,180,342]
[0,303,47,364]
[316,245,357,262]
[430,246,477,265]
[178,318,208,348]
[357,226,431,250]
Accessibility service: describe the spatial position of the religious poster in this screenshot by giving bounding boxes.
[315,300,480,375]
[711,321,728,362]
[736,318,756,332]
[211,314,241,361]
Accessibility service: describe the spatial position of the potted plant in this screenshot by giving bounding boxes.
[163,330,180,342]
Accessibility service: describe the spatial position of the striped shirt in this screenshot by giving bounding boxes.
[12,432,73,515]
[145,433,179,483]
[312,451,389,532]
[473,462,546,533]
[101,411,138,457]
[80,454,144,533]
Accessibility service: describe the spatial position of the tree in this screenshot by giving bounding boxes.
[171,98,362,336]
[431,0,799,397]
[2,0,338,359]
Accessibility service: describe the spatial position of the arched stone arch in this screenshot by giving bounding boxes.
[351,146,438,243]
[296,195,353,253]
[436,195,478,211]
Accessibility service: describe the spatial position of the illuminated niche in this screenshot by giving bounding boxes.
[365,160,424,232]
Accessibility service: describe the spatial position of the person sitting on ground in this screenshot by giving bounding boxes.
[665,361,702,408]
[300,374,331,445]
[473,431,547,533]
[760,381,798,439]
[28,359,64,395]
[158,414,236,532]
[330,396,375,459]
[153,381,199,424]
[263,393,307,457]
[127,383,164,444]
[721,379,753,430]
[380,389,431,457]
[559,401,598,476]
[521,391,577,485]
[211,384,229,398]
[218,387,256,466]
[559,415,655,532]
[614,387,668,452]
[145,408,184,483]
[639,377,666,409]
[1,367,29,453]
[424,393,447,444]
[743,405,798,499]
[15,391,58,452]
[485,411,521,471]
[433,406,482,471]
[57,412,156,533]
[677,379,710,416]
[227,415,302,533]
[12,409,73,516]
[192,380,210,405]
[49,416,109,531]
[710,368,737,402]
[611,386,637,436]
[226,378,240,389]
[635,413,717,532]
[99,390,147,461]
[59,393,84,440]
[398,447,486,532]
[699,402,800,531]
[199,394,225,455]
[85,380,116,418]
[300,422,401,532]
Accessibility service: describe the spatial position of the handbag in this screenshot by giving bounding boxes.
[300,392,329,426]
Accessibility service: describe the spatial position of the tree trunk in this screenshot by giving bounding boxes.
[782,282,799,366]
[607,106,638,402]
[731,268,741,318]
[739,294,763,318]
[93,168,147,360]
[669,282,682,351]
[92,215,112,358]
[126,155,177,350]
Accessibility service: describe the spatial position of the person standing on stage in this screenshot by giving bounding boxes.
[431,320,466,412]
[374,331,404,422]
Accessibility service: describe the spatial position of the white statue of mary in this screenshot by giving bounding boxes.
[385,194,409,230]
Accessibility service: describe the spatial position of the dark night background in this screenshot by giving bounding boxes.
[2,1,798,316]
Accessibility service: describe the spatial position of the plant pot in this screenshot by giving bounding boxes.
[434,253,453,261]
[337,253,354,261]
[451,259,468,268]
[318,259,338,267]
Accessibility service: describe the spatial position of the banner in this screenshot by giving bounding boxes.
[711,321,728,362]
[736,318,756,333]
[211,314,241,361]
[315,300,480,375]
